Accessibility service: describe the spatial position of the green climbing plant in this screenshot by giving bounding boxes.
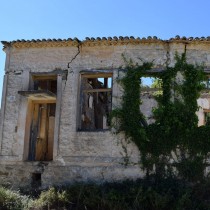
[112,53,210,181]
[111,57,153,151]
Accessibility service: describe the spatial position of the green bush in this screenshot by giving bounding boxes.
[0,187,31,210]
[28,187,69,209]
[2,178,210,209]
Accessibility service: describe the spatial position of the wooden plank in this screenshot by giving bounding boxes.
[29,95,56,101]
[203,109,210,113]
[53,74,62,158]
[81,73,112,78]
[28,103,39,161]
[31,70,68,77]
[47,116,55,160]
[35,104,48,161]
[32,75,57,81]
[18,90,56,100]
[32,99,56,104]
[23,100,33,160]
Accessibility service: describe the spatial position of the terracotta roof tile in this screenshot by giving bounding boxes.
[2,36,210,49]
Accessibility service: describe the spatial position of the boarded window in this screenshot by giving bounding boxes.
[79,74,112,130]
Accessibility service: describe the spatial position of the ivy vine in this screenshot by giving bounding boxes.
[112,53,210,181]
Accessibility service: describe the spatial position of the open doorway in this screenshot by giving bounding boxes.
[19,75,57,161]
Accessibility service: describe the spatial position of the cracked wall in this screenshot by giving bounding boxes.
[1,41,210,188]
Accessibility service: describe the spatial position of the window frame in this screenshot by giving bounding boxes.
[78,70,113,131]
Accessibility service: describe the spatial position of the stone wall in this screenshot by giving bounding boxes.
[0,38,210,188]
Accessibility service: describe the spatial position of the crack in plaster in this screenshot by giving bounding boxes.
[63,43,81,90]
[67,44,81,69]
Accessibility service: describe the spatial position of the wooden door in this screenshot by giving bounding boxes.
[28,103,55,161]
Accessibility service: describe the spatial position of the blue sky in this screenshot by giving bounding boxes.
[1,0,210,103]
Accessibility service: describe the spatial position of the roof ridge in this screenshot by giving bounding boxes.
[2,36,210,49]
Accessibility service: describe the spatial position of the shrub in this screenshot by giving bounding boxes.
[0,187,31,210]
[28,187,69,209]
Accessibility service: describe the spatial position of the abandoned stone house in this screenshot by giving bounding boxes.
[0,36,210,188]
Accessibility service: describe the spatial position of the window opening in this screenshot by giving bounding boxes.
[141,76,162,96]
[201,77,210,89]
[205,112,210,125]
[198,75,210,126]
[140,76,161,125]
[80,74,112,131]
[204,110,210,125]
[34,80,57,94]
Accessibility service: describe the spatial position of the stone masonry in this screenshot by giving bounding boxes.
[0,36,210,189]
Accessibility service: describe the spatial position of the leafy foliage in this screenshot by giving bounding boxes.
[111,58,153,152]
[28,187,69,209]
[151,78,162,89]
[0,187,31,210]
[3,178,210,210]
[111,53,210,181]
